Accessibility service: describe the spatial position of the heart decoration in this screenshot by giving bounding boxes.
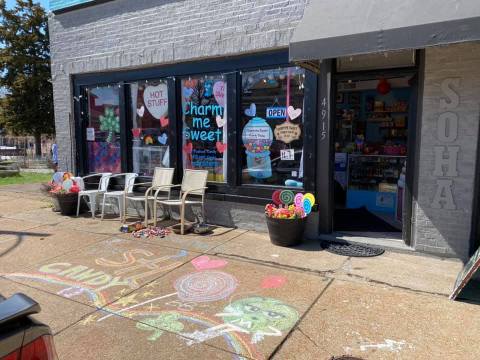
[183,142,193,154]
[287,106,302,120]
[136,106,145,117]
[216,142,227,154]
[191,256,228,271]
[183,87,194,99]
[215,115,226,128]
[158,133,168,145]
[143,84,169,120]
[244,103,256,117]
[160,116,169,128]
[261,275,287,289]
[213,81,226,107]
[132,128,141,139]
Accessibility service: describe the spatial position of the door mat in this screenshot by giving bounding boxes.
[322,241,385,257]
[334,207,400,232]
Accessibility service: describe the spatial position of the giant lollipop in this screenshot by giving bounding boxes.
[280,190,294,205]
[272,190,282,206]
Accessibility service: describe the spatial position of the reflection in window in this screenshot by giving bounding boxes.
[86,86,121,173]
[241,67,305,187]
[130,80,169,176]
[181,75,227,182]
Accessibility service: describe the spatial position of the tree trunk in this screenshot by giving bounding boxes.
[34,133,42,157]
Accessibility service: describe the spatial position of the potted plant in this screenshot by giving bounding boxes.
[45,172,81,216]
[264,190,315,247]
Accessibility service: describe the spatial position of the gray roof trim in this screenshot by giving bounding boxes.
[290,2,480,61]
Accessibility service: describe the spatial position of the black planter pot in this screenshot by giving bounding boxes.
[266,216,307,247]
[55,193,79,216]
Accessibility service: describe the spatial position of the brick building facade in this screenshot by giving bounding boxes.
[48,0,480,260]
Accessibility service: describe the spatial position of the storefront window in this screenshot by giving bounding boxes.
[130,80,170,176]
[241,67,305,187]
[86,85,121,173]
[181,75,227,182]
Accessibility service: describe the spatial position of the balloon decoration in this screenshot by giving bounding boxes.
[377,78,391,95]
[99,107,120,143]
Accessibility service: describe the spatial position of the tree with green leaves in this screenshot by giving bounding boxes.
[0,0,53,155]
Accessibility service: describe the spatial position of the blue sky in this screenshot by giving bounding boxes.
[6,0,49,9]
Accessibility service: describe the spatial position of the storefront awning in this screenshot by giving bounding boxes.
[290,0,480,61]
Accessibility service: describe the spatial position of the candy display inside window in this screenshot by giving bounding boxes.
[181,75,227,182]
[86,86,121,173]
[130,80,170,176]
[241,67,305,188]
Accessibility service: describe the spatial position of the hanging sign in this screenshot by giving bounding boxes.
[280,149,295,161]
[143,84,169,120]
[213,81,226,107]
[266,107,287,119]
[86,128,95,141]
[274,122,301,144]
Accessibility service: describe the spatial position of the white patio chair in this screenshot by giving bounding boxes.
[100,173,137,220]
[76,173,112,218]
[123,167,175,226]
[157,169,208,234]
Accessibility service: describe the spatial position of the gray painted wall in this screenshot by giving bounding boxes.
[49,0,308,171]
[414,42,480,260]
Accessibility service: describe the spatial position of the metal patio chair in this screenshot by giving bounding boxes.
[157,169,208,234]
[76,172,112,218]
[100,172,137,220]
[123,167,175,226]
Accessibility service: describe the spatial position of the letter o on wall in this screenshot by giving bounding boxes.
[437,112,458,143]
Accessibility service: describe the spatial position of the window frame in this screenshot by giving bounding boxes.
[73,50,318,203]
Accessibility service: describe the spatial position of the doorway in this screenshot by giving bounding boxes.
[332,74,415,241]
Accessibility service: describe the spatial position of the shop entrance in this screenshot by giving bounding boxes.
[333,74,414,240]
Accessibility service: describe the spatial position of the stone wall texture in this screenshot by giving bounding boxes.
[414,42,480,259]
[49,0,308,171]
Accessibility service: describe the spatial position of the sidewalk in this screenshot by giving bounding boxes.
[0,184,479,359]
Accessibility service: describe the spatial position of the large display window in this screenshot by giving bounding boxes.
[76,51,317,202]
[85,86,121,173]
[181,75,227,183]
[130,80,170,176]
[241,67,305,188]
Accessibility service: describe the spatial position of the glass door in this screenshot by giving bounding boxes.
[129,80,170,176]
[85,85,122,173]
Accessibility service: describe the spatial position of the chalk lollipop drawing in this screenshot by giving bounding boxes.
[174,270,238,303]
[98,270,238,322]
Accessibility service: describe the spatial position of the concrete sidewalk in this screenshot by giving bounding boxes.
[0,184,479,359]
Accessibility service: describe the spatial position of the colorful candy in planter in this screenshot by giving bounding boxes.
[265,191,315,219]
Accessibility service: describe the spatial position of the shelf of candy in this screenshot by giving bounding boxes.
[348,154,405,191]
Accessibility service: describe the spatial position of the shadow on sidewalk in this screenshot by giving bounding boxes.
[0,230,51,258]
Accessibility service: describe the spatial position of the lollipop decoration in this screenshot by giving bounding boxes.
[265,190,315,219]
[272,190,282,205]
[280,190,294,205]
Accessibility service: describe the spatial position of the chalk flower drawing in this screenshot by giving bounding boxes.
[136,312,185,341]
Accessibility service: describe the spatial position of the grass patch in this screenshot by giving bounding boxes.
[0,172,52,186]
